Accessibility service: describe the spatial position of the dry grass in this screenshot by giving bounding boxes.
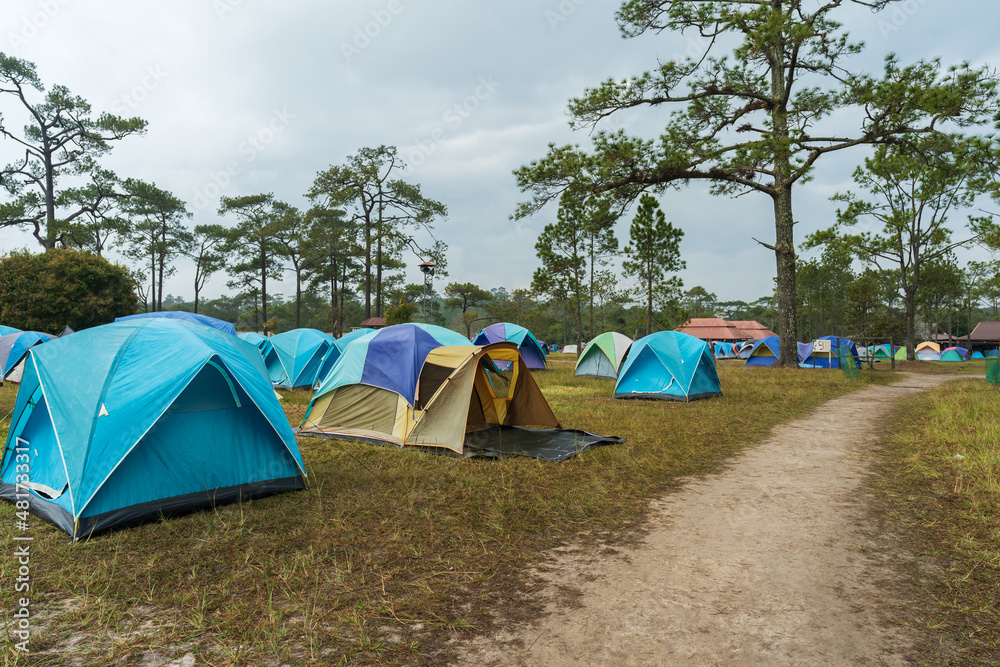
[868,378,1000,665]
[0,357,889,665]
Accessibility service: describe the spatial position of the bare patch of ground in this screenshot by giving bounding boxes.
[453,373,956,666]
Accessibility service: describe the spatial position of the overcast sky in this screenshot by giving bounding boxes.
[2,0,999,305]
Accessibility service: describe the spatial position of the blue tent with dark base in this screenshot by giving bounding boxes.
[238,332,288,385]
[745,336,781,367]
[270,328,335,389]
[0,319,307,540]
[614,331,721,401]
[115,311,237,336]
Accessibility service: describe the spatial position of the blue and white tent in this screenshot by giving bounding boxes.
[0,319,307,540]
[0,331,55,382]
[801,336,861,369]
[115,311,237,336]
[614,331,721,401]
[270,328,335,389]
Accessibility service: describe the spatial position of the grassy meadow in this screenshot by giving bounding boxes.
[868,377,1000,664]
[0,353,968,666]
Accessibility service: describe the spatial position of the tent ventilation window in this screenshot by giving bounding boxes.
[482,362,512,399]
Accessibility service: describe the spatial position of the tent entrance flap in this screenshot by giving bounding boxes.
[463,426,623,461]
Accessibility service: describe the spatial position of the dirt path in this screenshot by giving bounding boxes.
[456,373,957,666]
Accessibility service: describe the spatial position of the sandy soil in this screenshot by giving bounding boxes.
[455,373,956,666]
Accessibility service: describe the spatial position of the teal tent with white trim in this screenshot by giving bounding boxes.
[238,332,288,385]
[0,319,307,540]
[270,328,335,389]
[614,331,721,401]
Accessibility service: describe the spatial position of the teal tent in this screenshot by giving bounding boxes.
[314,328,378,388]
[0,325,21,336]
[238,332,288,385]
[614,331,721,401]
[115,311,237,336]
[270,328,335,389]
[0,319,307,540]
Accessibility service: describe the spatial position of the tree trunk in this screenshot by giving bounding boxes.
[150,252,157,312]
[589,244,595,339]
[773,186,798,366]
[375,221,383,318]
[364,219,373,319]
[769,6,798,367]
[646,272,653,337]
[294,264,302,329]
[157,222,166,312]
[42,150,57,249]
[905,288,917,360]
[260,245,268,334]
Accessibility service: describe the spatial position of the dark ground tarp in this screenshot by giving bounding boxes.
[296,426,624,462]
[463,426,623,461]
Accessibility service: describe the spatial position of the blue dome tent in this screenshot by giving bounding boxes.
[115,311,237,336]
[473,323,547,370]
[745,336,781,367]
[0,319,307,540]
[614,331,721,401]
[238,332,288,385]
[270,328,336,389]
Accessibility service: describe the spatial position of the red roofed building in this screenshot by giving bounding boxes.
[676,318,752,342]
[676,318,777,342]
[728,320,778,341]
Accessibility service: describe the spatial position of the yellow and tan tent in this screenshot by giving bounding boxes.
[298,342,563,455]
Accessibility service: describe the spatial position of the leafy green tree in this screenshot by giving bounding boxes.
[0,53,146,248]
[623,195,685,336]
[806,136,999,357]
[512,1,999,366]
[582,196,618,338]
[796,248,855,341]
[486,287,535,330]
[444,282,493,338]
[189,224,227,314]
[531,191,589,351]
[303,206,360,337]
[0,248,138,331]
[271,204,316,329]
[218,194,287,333]
[915,256,963,338]
[385,300,417,326]
[682,286,716,320]
[57,168,124,255]
[308,146,447,319]
[118,180,193,312]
